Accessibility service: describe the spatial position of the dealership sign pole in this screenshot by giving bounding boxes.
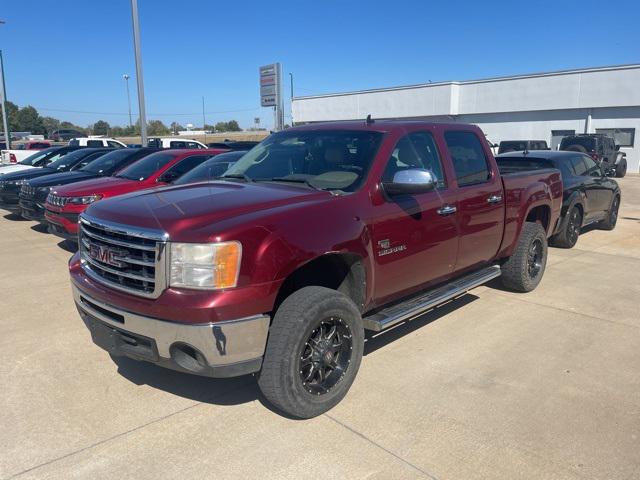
[0,50,10,149]
[260,63,282,131]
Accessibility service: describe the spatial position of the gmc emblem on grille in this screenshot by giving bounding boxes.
[88,244,125,268]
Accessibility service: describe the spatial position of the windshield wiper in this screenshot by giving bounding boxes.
[222,173,254,182]
[266,177,324,191]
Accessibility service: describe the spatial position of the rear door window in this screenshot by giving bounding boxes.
[86,140,105,147]
[169,141,187,149]
[444,131,491,186]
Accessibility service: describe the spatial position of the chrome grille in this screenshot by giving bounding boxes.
[20,184,36,198]
[47,193,68,207]
[78,215,167,298]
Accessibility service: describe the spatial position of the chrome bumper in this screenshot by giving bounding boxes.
[72,283,270,377]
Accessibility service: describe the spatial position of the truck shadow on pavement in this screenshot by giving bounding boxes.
[109,293,481,418]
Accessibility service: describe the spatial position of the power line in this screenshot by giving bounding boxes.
[35,106,262,117]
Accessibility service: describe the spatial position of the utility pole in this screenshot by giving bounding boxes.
[130,0,148,145]
[123,74,132,127]
[0,50,10,149]
[202,96,206,144]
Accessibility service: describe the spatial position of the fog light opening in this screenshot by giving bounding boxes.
[170,343,208,373]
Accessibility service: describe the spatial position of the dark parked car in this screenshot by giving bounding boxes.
[207,140,259,150]
[50,129,87,142]
[559,134,626,178]
[173,150,247,185]
[498,140,549,154]
[0,148,112,212]
[19,148,159,222]
[497,150,620,248]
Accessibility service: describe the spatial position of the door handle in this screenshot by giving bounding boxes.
[437,205,457,216]
[487,194,503,204]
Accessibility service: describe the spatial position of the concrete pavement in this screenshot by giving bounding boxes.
[1,177,639,480]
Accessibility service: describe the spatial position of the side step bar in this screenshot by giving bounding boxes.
[363,265,501,332]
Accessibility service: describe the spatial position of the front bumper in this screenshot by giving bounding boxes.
[19,198,46,221]
[73,282,270,378]
[0,191,20,212]
[45,208,79,240]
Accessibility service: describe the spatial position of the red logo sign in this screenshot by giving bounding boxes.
[89,244,124,268]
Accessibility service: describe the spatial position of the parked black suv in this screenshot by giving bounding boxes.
[498,140,549,154]
[559,134,626,177]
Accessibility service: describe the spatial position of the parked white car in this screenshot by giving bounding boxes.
[68,137,127,148]
[147,137,207,149]
[0,147,71,176]
[1,141,52,164]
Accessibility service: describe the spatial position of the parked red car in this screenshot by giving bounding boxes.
[45,148,226,239]
[69,121,563,418]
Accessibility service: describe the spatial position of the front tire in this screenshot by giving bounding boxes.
[258,286,364,419]
[550,206,582,248]
[501,222,548,292]
[599,195,620,231]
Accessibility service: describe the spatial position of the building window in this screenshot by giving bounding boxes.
[595,128,635,148]
[551,130,575,150]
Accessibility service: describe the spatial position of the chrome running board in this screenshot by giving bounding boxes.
[363,265,501,332]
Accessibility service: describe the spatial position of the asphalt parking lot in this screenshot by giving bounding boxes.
[1,177,639,480]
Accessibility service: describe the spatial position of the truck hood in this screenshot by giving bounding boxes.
[0,164,37,176]
[85,181,331,239]
[52,176,140,197]
[27,171,97,188]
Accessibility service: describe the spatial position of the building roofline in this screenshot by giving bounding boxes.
[293,63,640,101]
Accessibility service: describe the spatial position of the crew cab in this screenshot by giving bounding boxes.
[497,150,620,248]
[46,149,227,239]
[0,148,112,212]
[69,121,562,419]
[69,137,127,149]
[1,140,52,164]
[147,137,208,149]
[19,148,159,222]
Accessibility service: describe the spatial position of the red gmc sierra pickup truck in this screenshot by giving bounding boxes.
[69,120,562,418]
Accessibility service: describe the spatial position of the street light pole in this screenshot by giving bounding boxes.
[0,50,10,149]
[289,72,294,127]
[130,0,148,145]
[123,74,132,127]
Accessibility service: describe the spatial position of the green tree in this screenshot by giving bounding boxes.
[15,106,45,134]
[92,120,110,136]
[147,119,170,136]
[226,120,241,132]
[60,121,87,134]
[0,101,19,134]
[41,116,61,137]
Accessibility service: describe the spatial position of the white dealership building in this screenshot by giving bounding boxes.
[292,64,640,173]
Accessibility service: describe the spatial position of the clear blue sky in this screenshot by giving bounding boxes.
[2,0,639,130]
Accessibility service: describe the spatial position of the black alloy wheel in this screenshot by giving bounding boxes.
[299,317,353,395]
[527,238,544,279]
[566,207,582,247]
[609,196,619,227]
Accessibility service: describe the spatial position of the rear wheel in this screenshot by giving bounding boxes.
[501,222,548,292]
[615,159,627,178]
[599,195,620,231]
[550,206,582,248]
[258,286,364,419]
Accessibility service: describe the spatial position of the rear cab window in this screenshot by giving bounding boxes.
[444,131,491,186]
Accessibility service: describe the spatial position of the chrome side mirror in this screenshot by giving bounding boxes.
[383,169,436,196]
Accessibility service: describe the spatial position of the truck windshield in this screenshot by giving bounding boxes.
[80,149,138,176]
[115,152,176,181]
[46,149,97,171]
[223,130,383,192]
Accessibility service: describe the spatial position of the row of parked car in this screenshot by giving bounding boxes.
[0,120,621,419]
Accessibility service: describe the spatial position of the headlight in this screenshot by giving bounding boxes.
[12,179,29,186]
[169,241,241,290]
[68,194,102,205]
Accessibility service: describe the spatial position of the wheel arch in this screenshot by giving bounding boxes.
[271,252,368,317]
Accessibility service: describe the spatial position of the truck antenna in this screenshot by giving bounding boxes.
[365,114,374,125]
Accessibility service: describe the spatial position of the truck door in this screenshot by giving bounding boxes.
[569,155,600,221]
[370,131,458,303]
[581,154,612,215]
[443,130,504,271]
